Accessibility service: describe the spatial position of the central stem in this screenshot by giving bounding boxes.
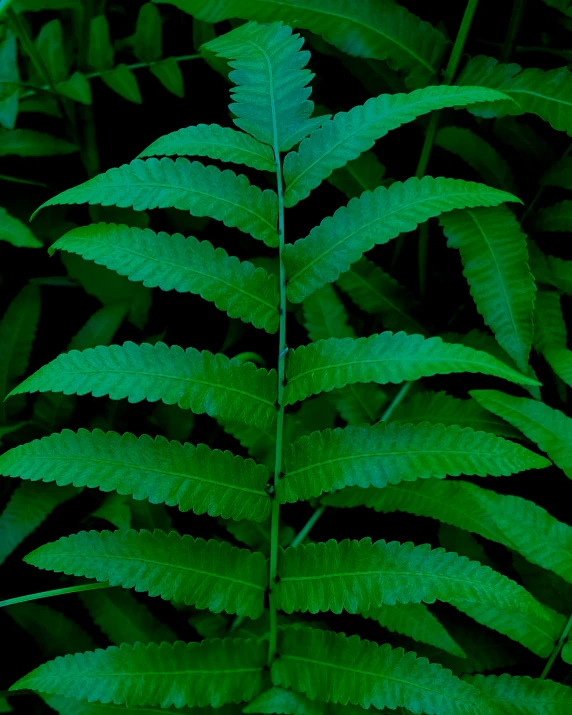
[268,145,287,666]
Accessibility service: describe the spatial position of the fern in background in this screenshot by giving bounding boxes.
[1,1,572,713]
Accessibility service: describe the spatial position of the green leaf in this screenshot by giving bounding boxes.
[390,390,521,438]
[81,587,176,645]
[8,342,277,431]
[204,22,323,152]
[533,290,572,387]
[11,639,266,708]
[150,57,185,97]
[87,15,114,71]
[279,421,547,503]
[0,206,42,248]
[284,86,511,207]
[327,150,385,200]
[57,72,93,105]
[102,65,142,104]
[0,129,78,156]
[272,627,494,714]
[364,603,466,659]
[0,284,41,422]
[0,695,10,713]
[243,687,321,715]
[563,640,572,664]
[284,177,519,303]
[34,158,279,246]
[138,123,275,171]
[471,389,572,479]
[159,0,447,85]
[458,56,572,137]
[35,19,68,84]
[463,673,572,714]
[434,126,516,194]
[7,602,95,658]
[494,116,555,164]
[327,383,387,426]
[276,538,548,622]
[301,284,354,342]
[0,428,271,521]
[324,479,572,585]
[25,529,267,618]
[51,223,280,332]
[135,3,162,62]
[0,482,78,565]
[440,205,535,372]
[534,200,572,232]
[284,332,539,406]
[336,257,426,336]
[541,156,572,190]
[0,31,20,130]
[41,694,220,714]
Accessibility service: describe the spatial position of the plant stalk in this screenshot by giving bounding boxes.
[268,143,287,666]
[500,0,527,63]
[0,581,110,609]
[540,613,572,680]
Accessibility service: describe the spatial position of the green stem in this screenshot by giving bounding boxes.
[268,143,287,666]
[500,0,526,62]
[84,54,201,79]
[541,613,572,680]
[0,582,111,608]
[409,0,480,289]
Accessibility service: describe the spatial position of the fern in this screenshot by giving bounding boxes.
[50,223,280,332]
[463,673,572,713]
[25,529,267,617]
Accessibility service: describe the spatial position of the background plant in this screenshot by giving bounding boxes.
[1,1,572,714]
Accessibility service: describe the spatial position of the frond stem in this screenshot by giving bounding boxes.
[268,140,287,666]
[540,612,572,680]
[0,581,111,609]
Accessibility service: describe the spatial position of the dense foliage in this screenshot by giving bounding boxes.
[1,1,572,713]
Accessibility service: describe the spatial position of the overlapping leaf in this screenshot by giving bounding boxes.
[33,158,279,246]
[0,428,271,522]
[324,479,572,584]
[458,56,572,137]
[472,389,572,479]
[464,673,572,714]
[8,342,277,431]
[42,694,217,714]
[284,86,510,206]
[278,421,548,503]
[273,627,494,714]
[158,0,447,85]
[25,529,267,618]
[138,123,275,171]
[0,129,78,156]
[276,538,549,621]
[440,205,535,372]
[50,223,280,332]
[533,290,572,387]
[0,207,42,248]
[284,332,538,405]
[284,177,519,303]
[204,22,322,152]
[11,639,266,708]
[534,200,572,232]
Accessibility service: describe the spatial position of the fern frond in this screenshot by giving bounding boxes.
[434,126,516,193]
[42,693,217,714]
[458,56,572,137]
[301,284,354,342]
[324,479,572,584]
[336,257,426,335]
[137,123,275,171]
[25,529,267,618]
[160,0,447,85]
[463,673,572,713]
[272,627,494,714]
[284,177,519,303]
[0,429,271,522]
[11,639,266,708]
[0,206,42,248]
[534,290,572,387]
[276,538,548,621]
[390,391,521,438]
[33,158,279,247]
[243,687,320,715]
[284,332,538,406]
[0,482,78,566]
[327,384,387,426]
[534,200,572,232]
[8,342,277,431]
[50,223,280,332]
[440,205,535,372]
[471,390,572,479]
[563,640,572,664]
[204,22,323,152]
[283,86,510,206]
[364,603,466,659]
[328,150,385,200]
[80,588,176,645]
[541,155,572,190]
[278,421,548,503]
